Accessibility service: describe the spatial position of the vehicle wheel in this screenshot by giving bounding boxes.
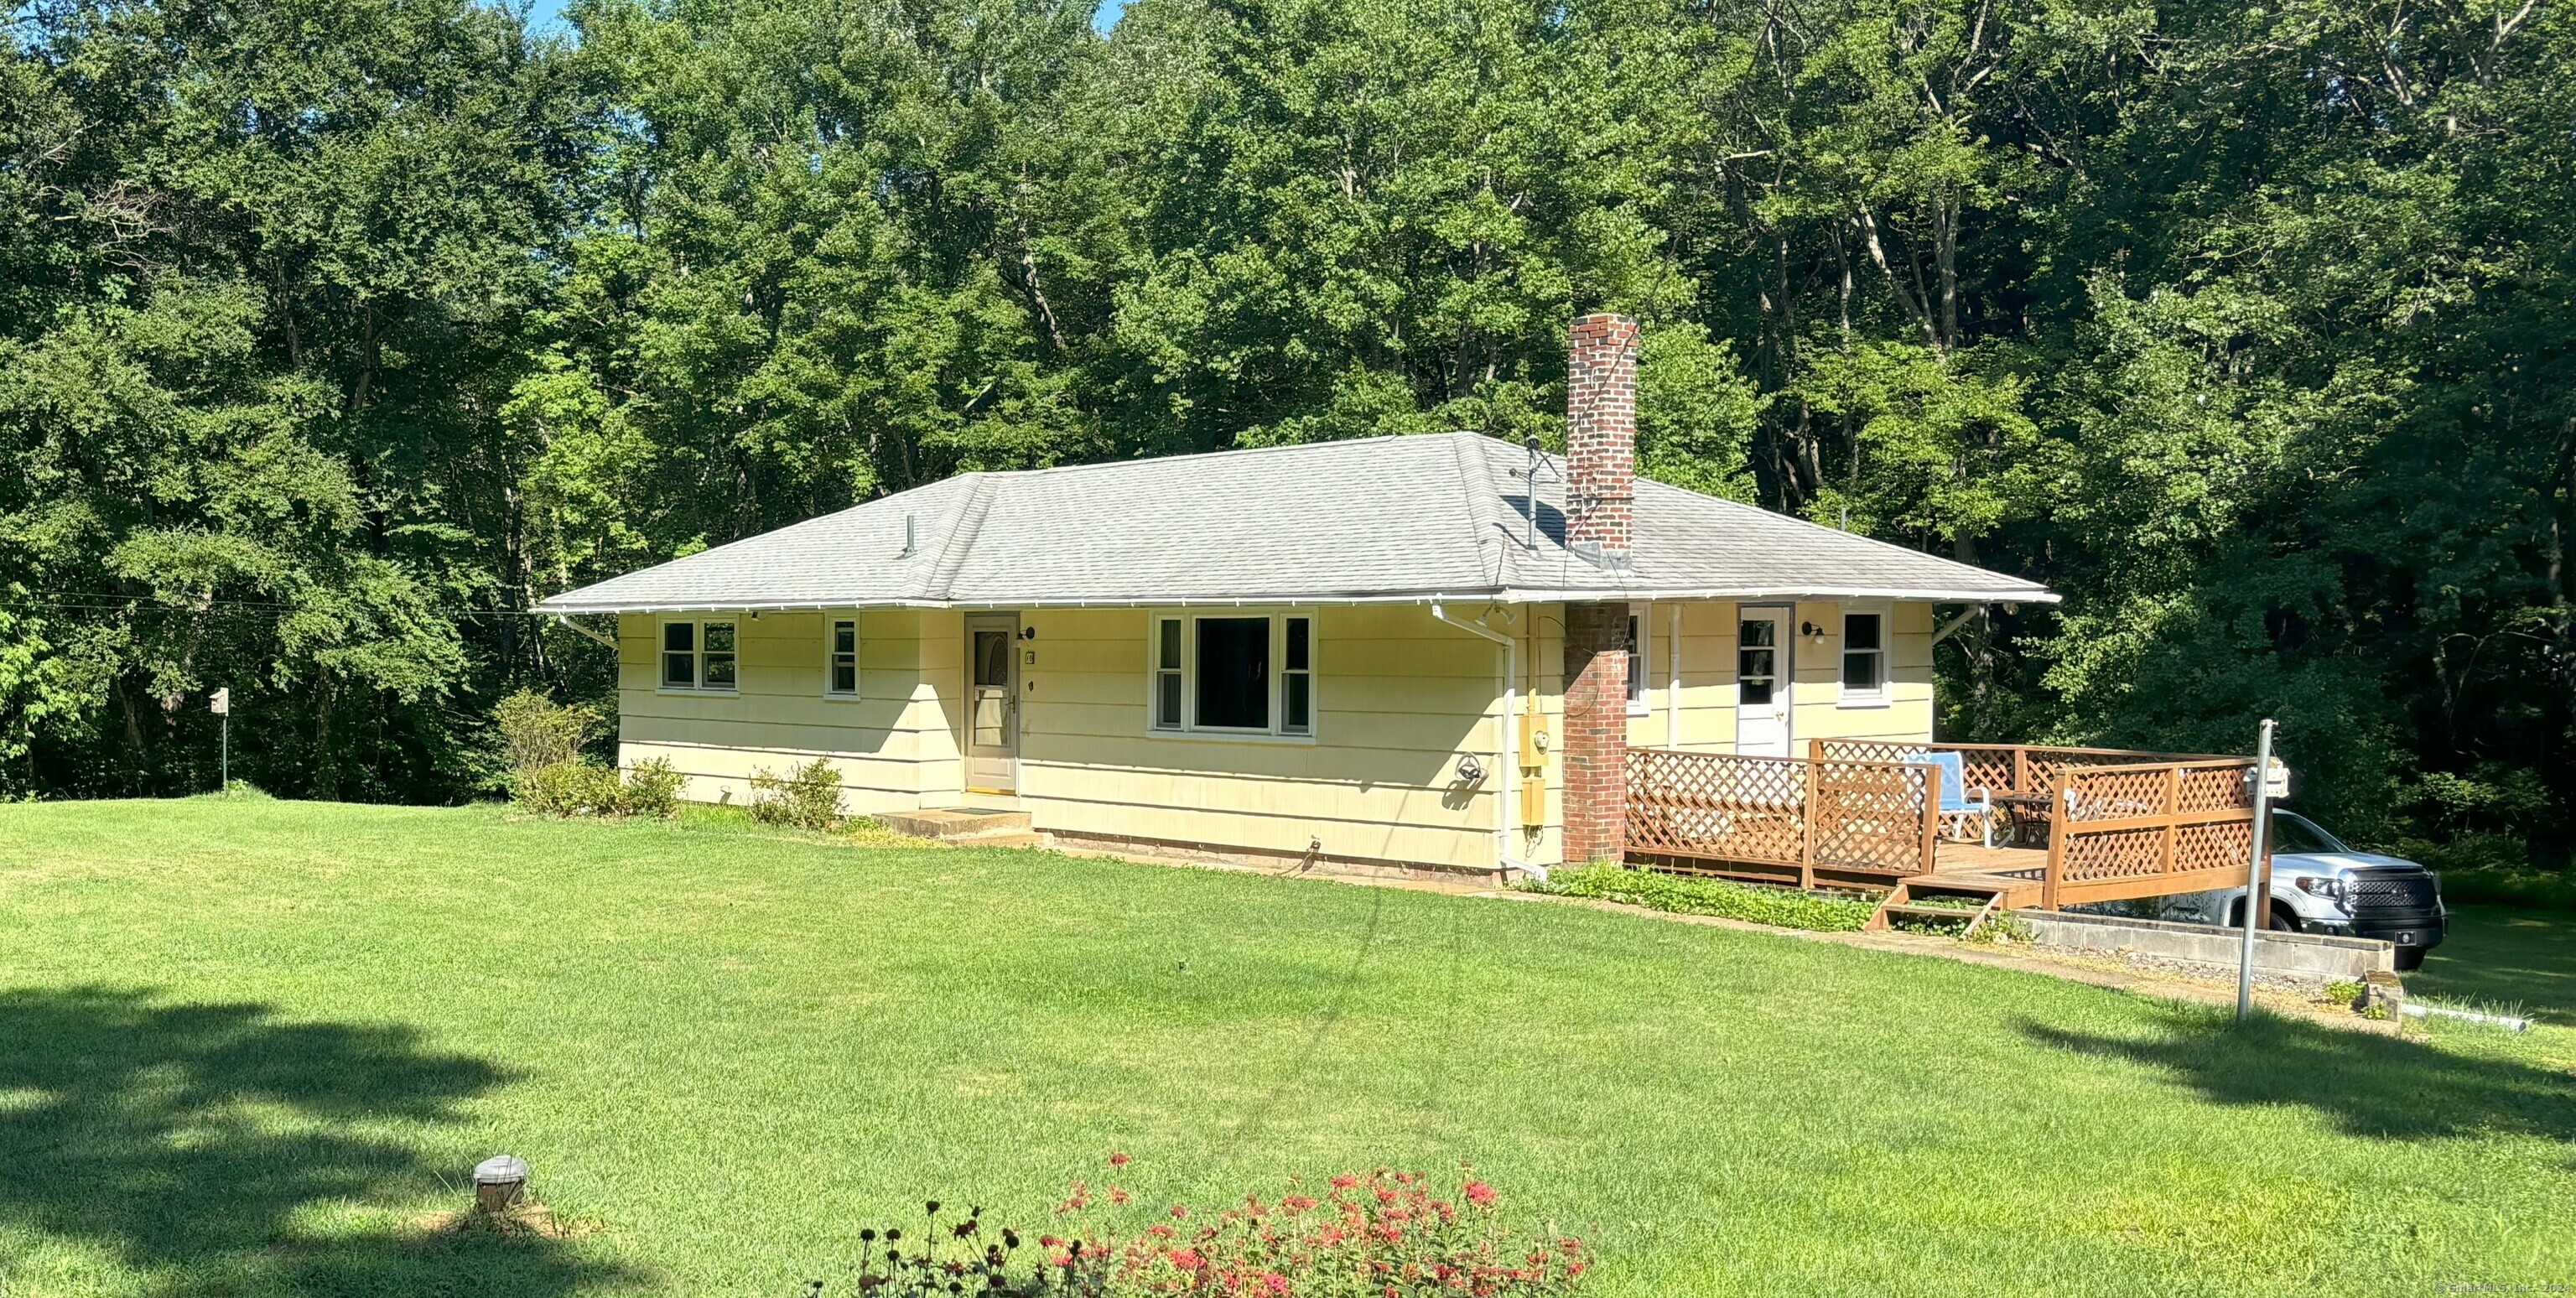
[2394,945,2426,972]
[2267,903,2302,933]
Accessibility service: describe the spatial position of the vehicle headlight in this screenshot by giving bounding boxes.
[2293,873,2348,901]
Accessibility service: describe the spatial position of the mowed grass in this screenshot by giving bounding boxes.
[1,800,2571,1297]
[2412,904,2576,1026]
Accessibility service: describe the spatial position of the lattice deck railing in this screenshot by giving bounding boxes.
[1630,742,2267,908]
[1627,747,1935,883]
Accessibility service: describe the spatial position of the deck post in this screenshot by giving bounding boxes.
[2013,747,2030,797]
[2158,765,2182,875]
[1919,765,1939,874]
[2042,783,2066,911]
[1799,756,1817,889]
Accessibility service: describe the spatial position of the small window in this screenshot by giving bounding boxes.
[1197,617,1270,729]
[1625,607,1648,714]
[662,620,696,688]
[661,618,738,692]
[1841,611,1884,701]
[826,619,859,697]
[1153,617,1184,729]
[1282,616,1311,735]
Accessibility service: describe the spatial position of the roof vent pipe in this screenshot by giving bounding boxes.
[897,513,917,559]
[1565,313,1640,571]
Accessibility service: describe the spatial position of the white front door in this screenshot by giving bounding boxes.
[1735,606,1792,757]
[966,615,1020,792]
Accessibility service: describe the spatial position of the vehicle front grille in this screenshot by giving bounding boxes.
[2347,875,2438,909]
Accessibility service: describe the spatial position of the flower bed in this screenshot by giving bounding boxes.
[804,1163,1584,1297]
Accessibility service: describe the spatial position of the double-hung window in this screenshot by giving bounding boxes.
[662,618,738,691]
[1149,611,1314,737]
[825,618,860,698]
[1840,610,1886,705]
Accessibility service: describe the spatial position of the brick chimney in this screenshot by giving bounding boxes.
[1559,312,1640,867]
[1565,313,1640,569]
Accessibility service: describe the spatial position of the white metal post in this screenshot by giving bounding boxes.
[210,687,231,793]
[2236,718,2277,1023]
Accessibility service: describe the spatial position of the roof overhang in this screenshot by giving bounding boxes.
[537,585,2057,615]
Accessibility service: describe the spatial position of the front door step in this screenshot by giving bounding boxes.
[879,807,1045,849]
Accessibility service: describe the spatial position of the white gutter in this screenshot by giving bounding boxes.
[538,587,2057,616]
[1431,603,1538,881]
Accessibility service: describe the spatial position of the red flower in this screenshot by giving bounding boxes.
[1169,1204,1189,1219]
[1171,1248,1203,1270]
[1462,1181,1496,1206]
[1109,1151,1132,1168]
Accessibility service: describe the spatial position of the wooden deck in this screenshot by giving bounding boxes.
[1624,740,2273,931]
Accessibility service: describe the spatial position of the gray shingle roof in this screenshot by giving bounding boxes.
[535,432,2054,612]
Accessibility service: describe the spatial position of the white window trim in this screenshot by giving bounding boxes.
[823,615,860,700]
[1145,609,1318,743]
[1626,602,1653,717]
[1836,603,1890,709]
[657,615,741,695]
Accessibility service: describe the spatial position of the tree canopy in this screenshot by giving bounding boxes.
[3,0,2568,865]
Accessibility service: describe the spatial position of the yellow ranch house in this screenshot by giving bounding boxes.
[538,314,2055,880]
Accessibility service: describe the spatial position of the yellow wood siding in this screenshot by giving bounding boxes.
[1013,605,1502,870]
[616,609,956,813]
[610,596,1938,872]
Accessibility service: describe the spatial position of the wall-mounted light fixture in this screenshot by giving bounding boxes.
[1018,626,1037,641]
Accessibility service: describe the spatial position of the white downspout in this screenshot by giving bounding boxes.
[1665,602,1680,749]
[1431,603,1537,880]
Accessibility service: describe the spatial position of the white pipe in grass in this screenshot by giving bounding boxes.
[2402,1003,2532,1032]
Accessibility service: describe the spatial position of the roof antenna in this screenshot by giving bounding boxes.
[897,513,917,559]
[1520,434,1559,551]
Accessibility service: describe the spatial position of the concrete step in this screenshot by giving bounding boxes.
[877,808,1038,844]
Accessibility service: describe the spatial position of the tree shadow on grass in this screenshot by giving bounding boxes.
[0,986,633,1297]
[2023,1005,2576,1149]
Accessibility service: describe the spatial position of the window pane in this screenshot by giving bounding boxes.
[1739,646,1774,705]
[663,652,695,688]
[1283,673,1311,733]
[1285,618,1310,672]
[1842,651,1877,690]
[1157,618,1182,670]
[704,621,735,652]
[832,661,858,694]
[974,631,1011,689]
[1196,617,1270,729]
[1739,618,1774,647]
[834,622,856,654]
[704,653,736,687]
[1845,613,1882,652]
[663,622,694,652]
[1156,672,1182,729]
[1626,614,1644,704]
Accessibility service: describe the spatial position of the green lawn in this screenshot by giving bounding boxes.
[2411,904,2576,1026]
[2,799,2571,1297]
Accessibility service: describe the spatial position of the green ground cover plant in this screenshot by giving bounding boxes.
[1530,864,1878,932]
[1,799,2571,1297]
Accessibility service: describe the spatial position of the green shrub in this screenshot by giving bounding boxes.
[494,689,595,779]
[748,758,844,830]
[1530,864,1877,932]
[518,760,623,817]
[621,757,684,819]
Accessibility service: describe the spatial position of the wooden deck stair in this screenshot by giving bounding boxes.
[1865,861,2047,934]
